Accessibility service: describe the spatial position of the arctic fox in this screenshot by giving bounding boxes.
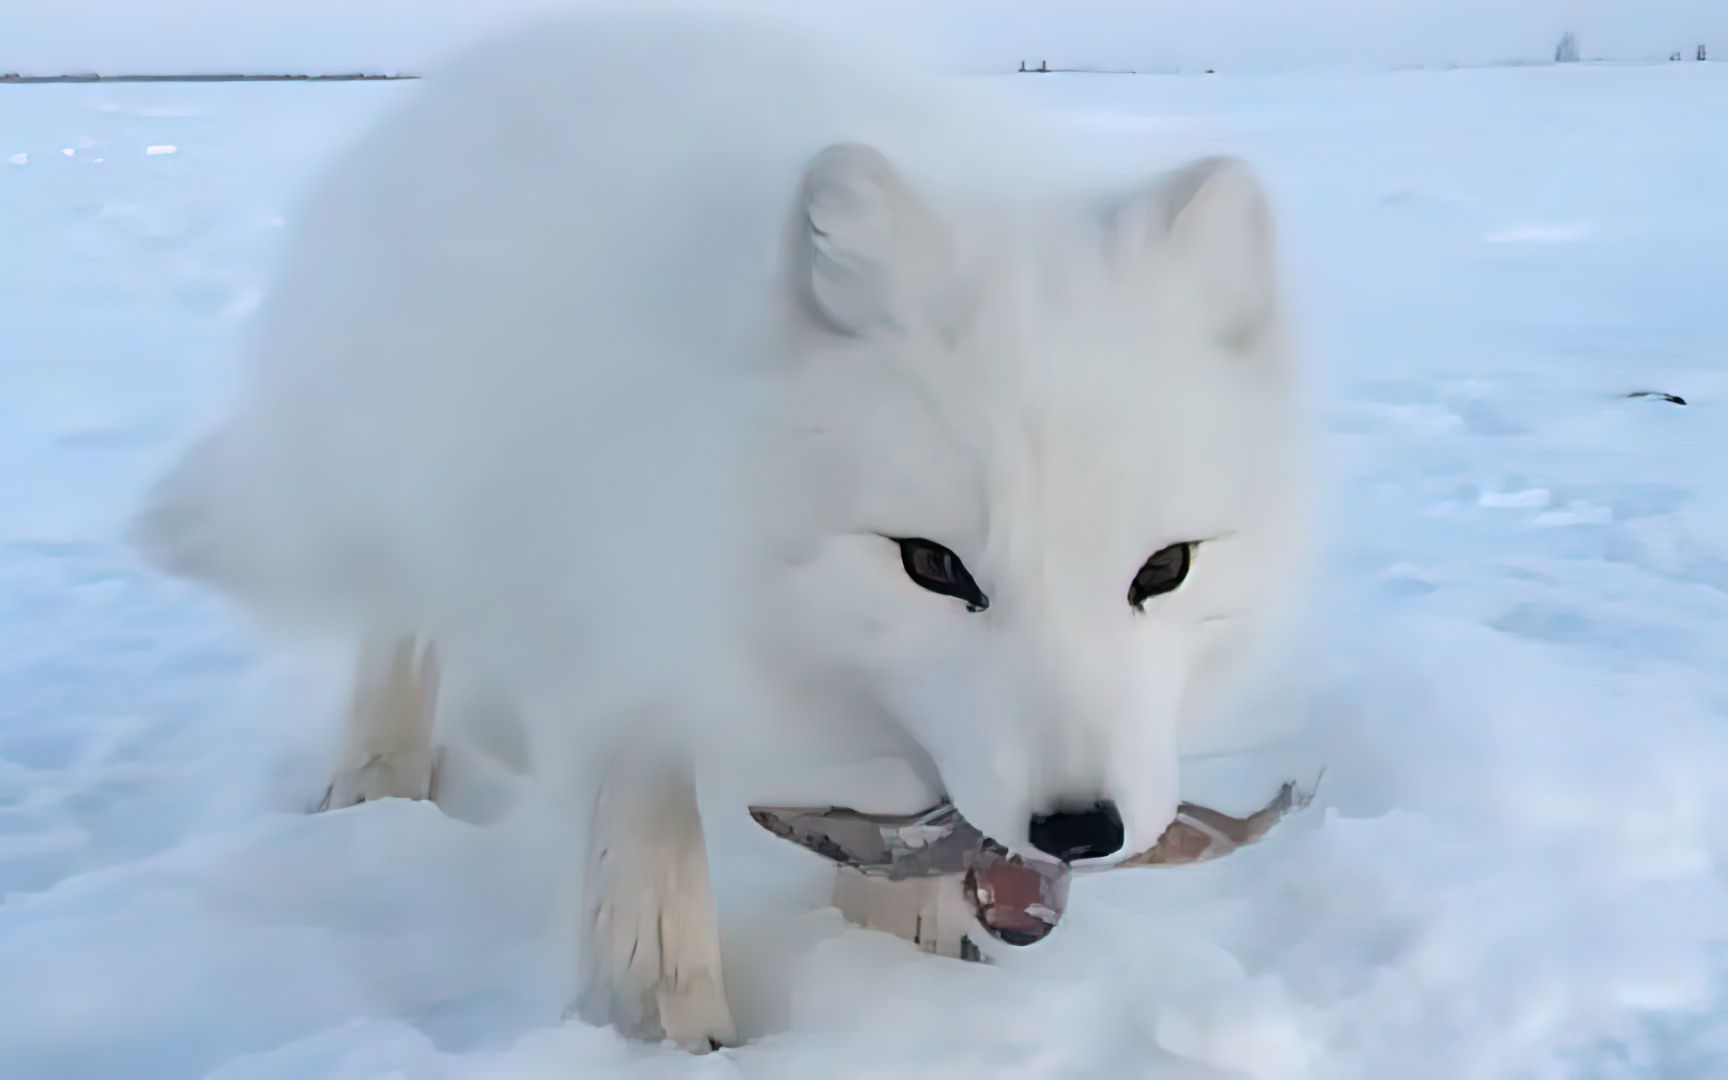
[133,11,1307,1050]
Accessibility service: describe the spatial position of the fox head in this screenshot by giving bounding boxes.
[759,144,1308,864]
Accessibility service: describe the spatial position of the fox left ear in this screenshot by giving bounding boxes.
[1109,156,1278,350]
[792,143,949,337]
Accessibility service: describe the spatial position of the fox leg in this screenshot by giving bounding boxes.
[317,633,441,810]
[575,747,736,1051]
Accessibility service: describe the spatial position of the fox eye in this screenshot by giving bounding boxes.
[1128,543,1193,609]
[894,538,990,612]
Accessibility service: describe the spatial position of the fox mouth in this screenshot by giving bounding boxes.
[749,780,1314,948]
[746,801,1070,946]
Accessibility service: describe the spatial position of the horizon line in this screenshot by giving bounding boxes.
[0,72,419,84]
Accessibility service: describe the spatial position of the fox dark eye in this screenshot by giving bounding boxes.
[1128,543,1193,609]
[895,538,990,612]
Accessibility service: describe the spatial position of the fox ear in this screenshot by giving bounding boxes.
[793,143,946,336]
[1110,156,1278,349]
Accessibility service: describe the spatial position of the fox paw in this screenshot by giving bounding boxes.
[576,866,737,1051]
[315,745,441,811]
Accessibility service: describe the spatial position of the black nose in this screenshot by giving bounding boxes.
[1028,801,1125,862]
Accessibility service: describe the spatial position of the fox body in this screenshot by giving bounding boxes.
[135,12,1306,1048]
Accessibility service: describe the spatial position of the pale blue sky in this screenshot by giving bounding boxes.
[4,0,1724,75]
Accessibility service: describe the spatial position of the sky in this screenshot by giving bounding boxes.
[3,0,1726,76]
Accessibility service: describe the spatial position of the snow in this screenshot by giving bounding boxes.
[1479,488,1553,510]
[4,61,1728,1078]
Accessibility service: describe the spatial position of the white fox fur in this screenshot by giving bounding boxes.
[133,10,1307,1049]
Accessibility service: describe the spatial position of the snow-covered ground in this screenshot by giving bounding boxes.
[3,63,1728,1078]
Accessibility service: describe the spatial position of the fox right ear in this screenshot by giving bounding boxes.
[1109,156,1279,351]
[793,143,945,336]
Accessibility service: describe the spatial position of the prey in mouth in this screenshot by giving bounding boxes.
[750,780,1315,957]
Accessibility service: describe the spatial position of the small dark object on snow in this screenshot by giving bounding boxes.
[1699,44,1709,62]
[1628,391,1687,406]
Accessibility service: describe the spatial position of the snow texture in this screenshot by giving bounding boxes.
[3,60,1728,1079]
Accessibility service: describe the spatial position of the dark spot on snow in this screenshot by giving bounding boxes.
[1627,391,1686,406]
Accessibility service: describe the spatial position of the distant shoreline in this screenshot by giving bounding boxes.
[0,73,418,84]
